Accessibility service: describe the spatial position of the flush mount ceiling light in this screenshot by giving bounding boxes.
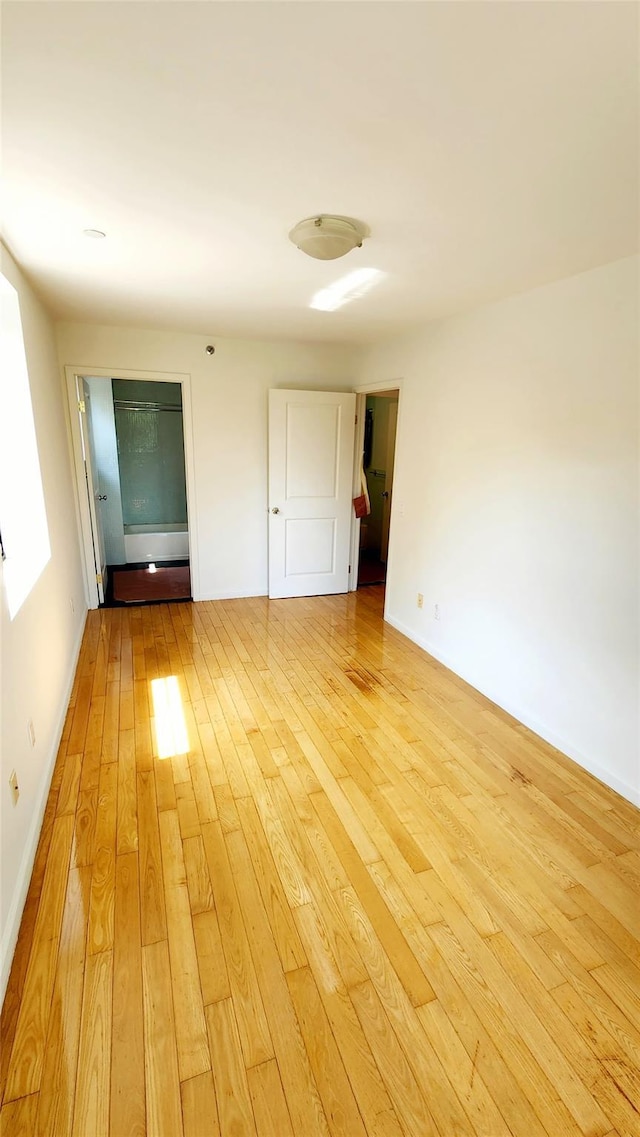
[289,215,368,261]
[83,228,106,239]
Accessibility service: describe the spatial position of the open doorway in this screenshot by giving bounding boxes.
[356,389,399,588]
[68,371,194,607]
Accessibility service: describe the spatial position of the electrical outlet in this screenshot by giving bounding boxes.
[9,770,19,805]
[434,603,440,620]
[27,719,36,748]
[417,593,424,609]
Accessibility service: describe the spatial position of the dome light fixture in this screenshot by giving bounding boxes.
[289,215,368,261]
[83,228,106,239]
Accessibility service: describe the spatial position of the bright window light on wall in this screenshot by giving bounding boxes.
[151,676,189,758]
[0,273,51,619]
[310,267,386,312]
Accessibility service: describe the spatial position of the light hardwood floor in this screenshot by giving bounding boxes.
[1,586,639,1137]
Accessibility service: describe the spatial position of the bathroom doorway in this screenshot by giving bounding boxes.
[356,390,399,588]
[67,369,195,607]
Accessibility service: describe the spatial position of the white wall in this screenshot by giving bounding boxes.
[1,246,86,1001]
[56,324,359,599]
[361,257,639,805]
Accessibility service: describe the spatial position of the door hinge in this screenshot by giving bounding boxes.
[78,399,86,413]
[96,572,102,585]
[355,414,358,425]
[348,564,351,573]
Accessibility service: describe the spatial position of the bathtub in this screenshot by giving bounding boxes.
[124,522,189,563]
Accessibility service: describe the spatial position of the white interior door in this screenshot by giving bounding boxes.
[268,389,356,599]
[80,379,108,603]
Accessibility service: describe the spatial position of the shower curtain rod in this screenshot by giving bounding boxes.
[113,401,183,412]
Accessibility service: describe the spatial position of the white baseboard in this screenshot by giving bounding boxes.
[385,612,639,809]
[195,588,268,601]
[0,612,87,1006]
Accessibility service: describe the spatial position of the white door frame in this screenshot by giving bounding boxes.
[349,379,403,606]
[78,378,108,603]
[64,365,199,609]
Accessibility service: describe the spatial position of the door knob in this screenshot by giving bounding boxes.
[97,494,108,501]
[271,507,280,514]
[381,491,389,499]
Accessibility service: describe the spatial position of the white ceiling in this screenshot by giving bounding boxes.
[2,1,638,344]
